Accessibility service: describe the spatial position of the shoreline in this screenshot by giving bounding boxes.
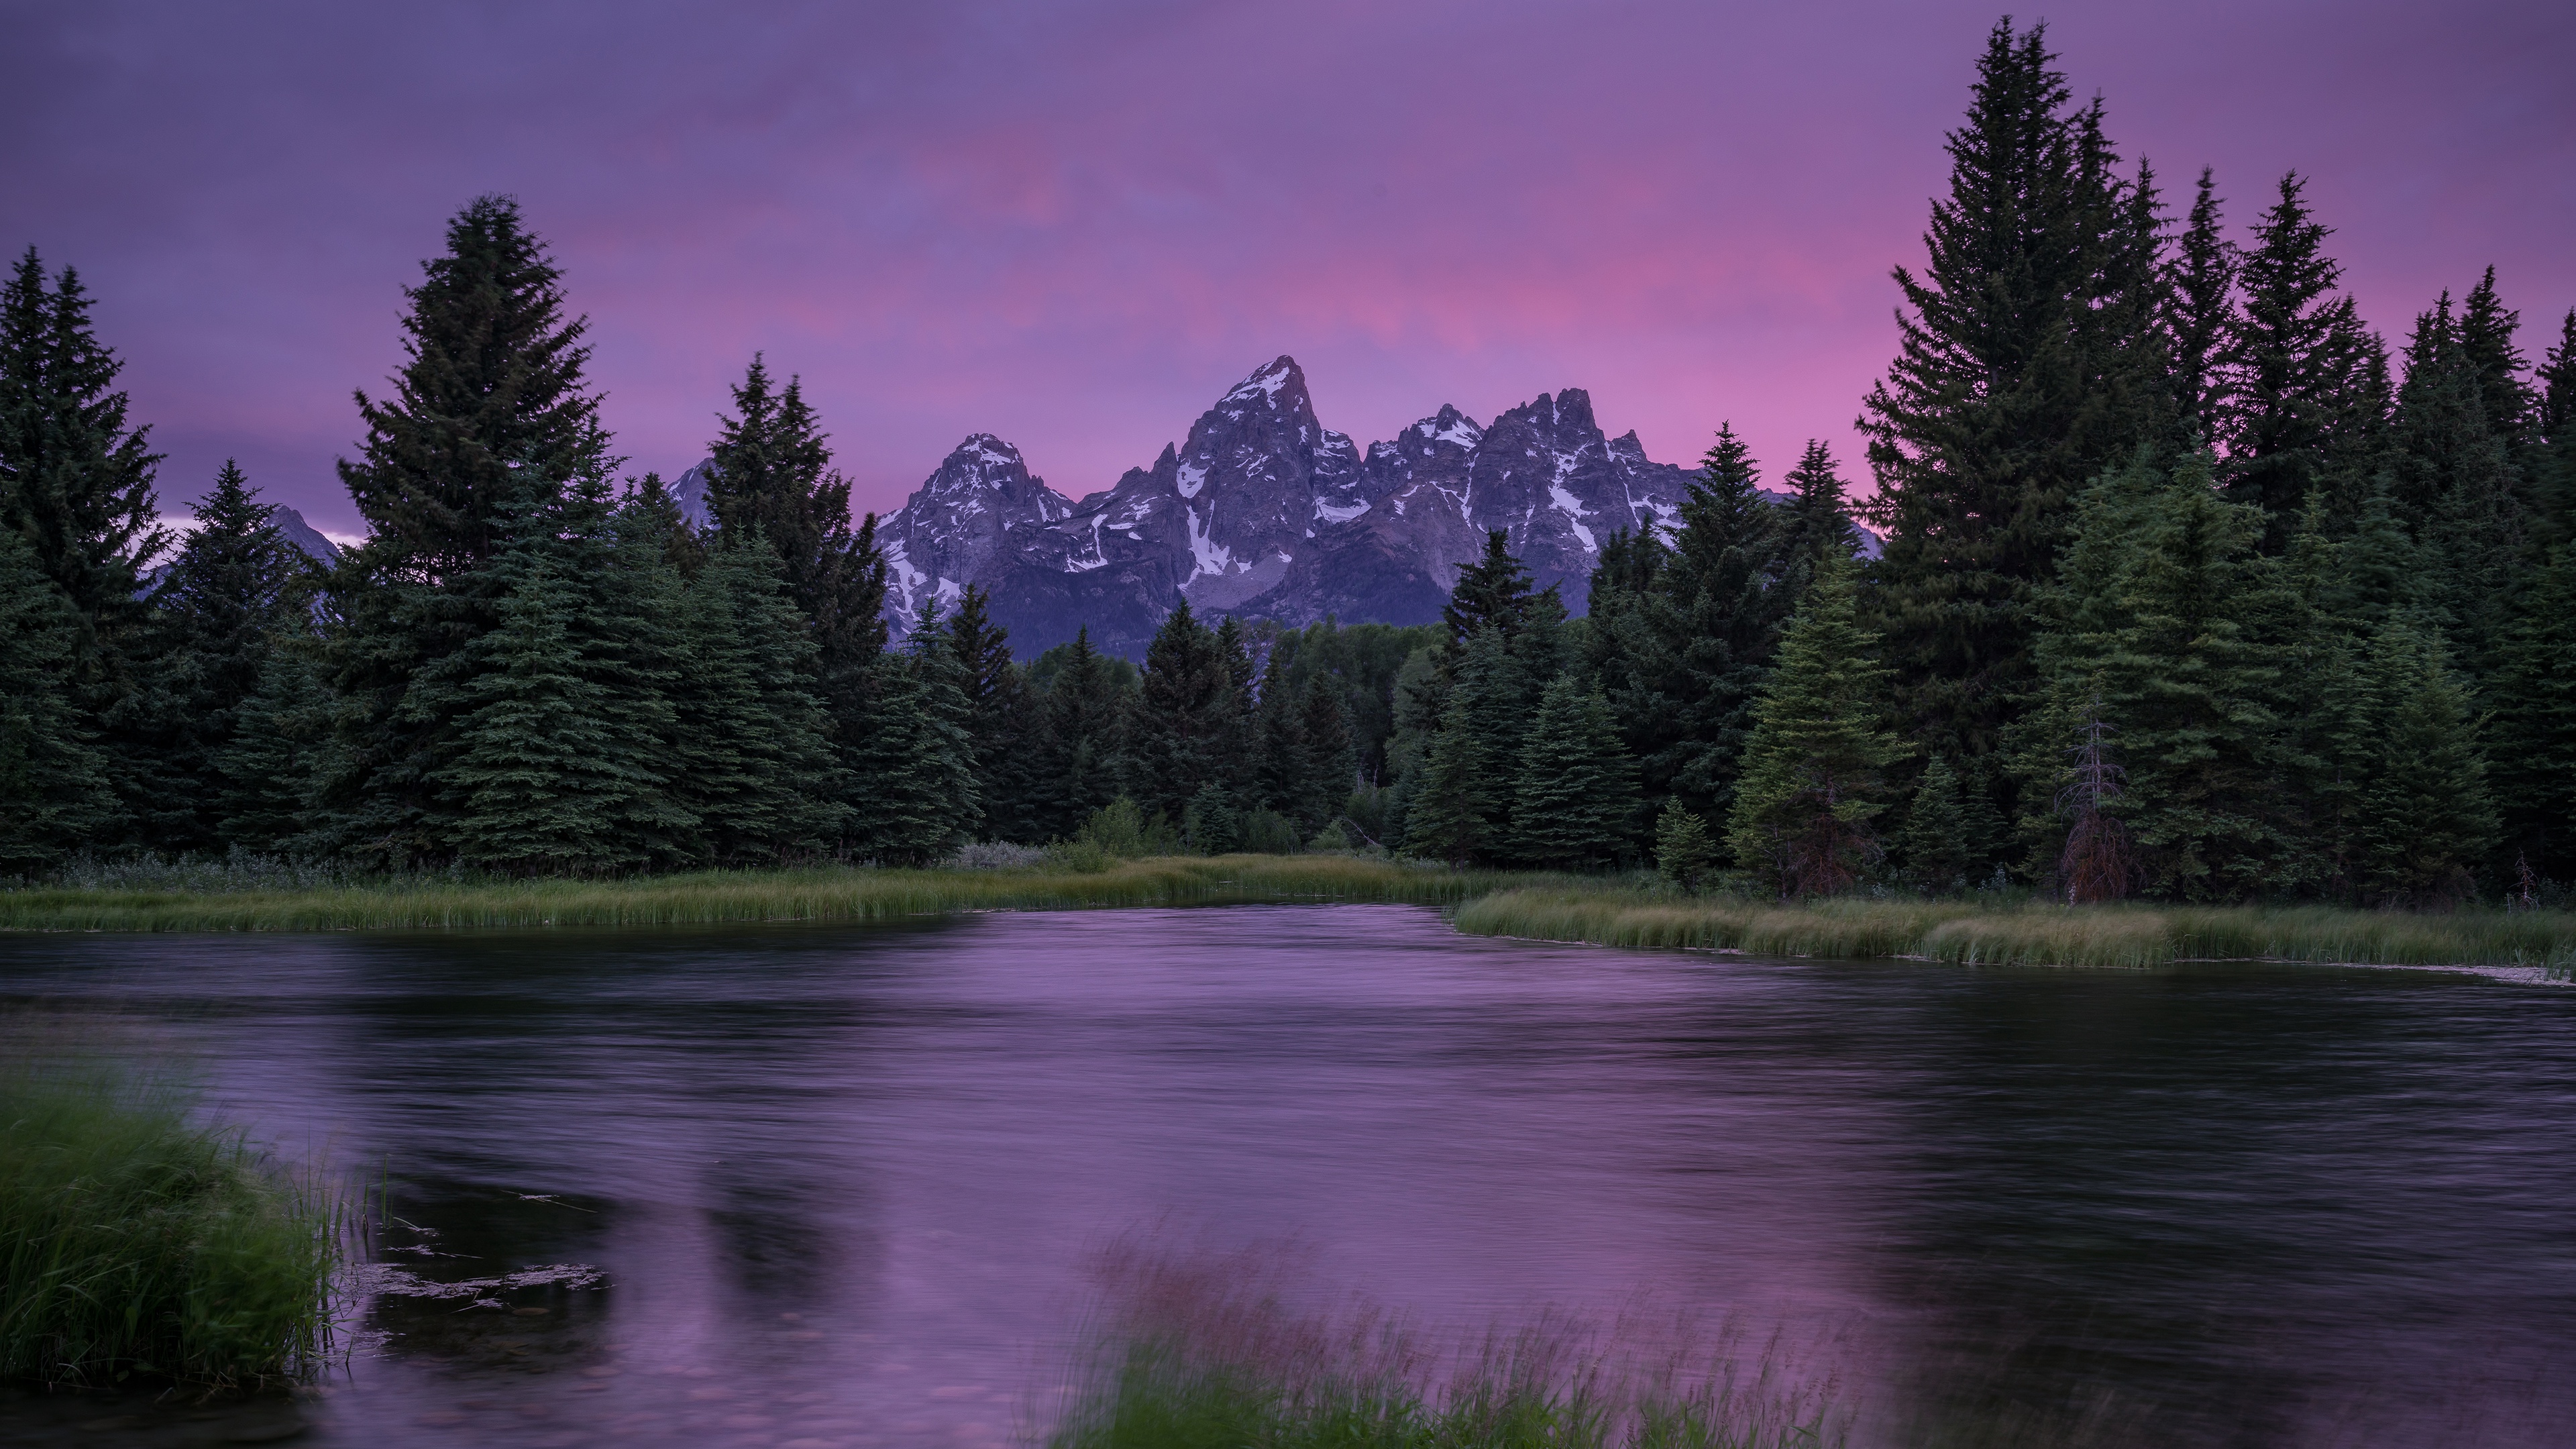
[5,857,2572,973]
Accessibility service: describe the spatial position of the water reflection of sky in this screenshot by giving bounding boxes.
[4,904,2572,1447]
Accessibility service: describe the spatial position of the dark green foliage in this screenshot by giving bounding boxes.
[1900,755,1973,892]
[0,249,166,635]
[1183,782,1243,855]
[1727,557,1904,898]
[1653,801,1715,891]
[1858,19,2169,795]
[2390,291,2522,662]
[669,532,847,865]
[1297,673,1357,824]
[2023,453,2301,900]
[1029,628,1133,843]
[948,585,1044,841]
[2221,173,2392,546]
[146,463,324,850]
[843,606,978,865]
[2487,544,2576,877]
[1439,530,1558,665]
[1249,651,1313,825]
[212,631,331,854]
[2169,168,2236,444]
[1402,629,1522,865]
[702,354,890,708]
[1129,602,1248,820]
[1258,619,1435,784]
[2349,623,2498,905]
[0,528,114,871]
[433,519,648,873]
[2458,267,2536,449]
[1776,439,1864,588]
[326,198,612,861]
[1511,676,1642,870]
[1585,425,1792,828]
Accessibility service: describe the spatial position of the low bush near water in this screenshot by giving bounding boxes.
[0,1061,345,1389]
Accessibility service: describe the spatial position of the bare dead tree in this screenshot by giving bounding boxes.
[2057,689,2139,904]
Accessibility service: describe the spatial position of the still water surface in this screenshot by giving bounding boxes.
[4,905,2573,1446]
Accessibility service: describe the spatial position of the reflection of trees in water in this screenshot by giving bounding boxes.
[317,924,916,1343]
[1868,970,2575,1446]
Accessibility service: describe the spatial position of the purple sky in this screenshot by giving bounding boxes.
[7,1,2571,540]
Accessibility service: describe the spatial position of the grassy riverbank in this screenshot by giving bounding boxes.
[0,1062,345,1389]
[6,855,2572,971]
[0,855,1536,933]
[1452,887,2576,971]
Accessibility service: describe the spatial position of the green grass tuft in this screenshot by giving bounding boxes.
[0,1060,346,1390]
[1451,888,2576,970]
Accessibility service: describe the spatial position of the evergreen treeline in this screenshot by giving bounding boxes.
[5,21,2569,905]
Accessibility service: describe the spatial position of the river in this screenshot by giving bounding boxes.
[3,904,2572,1446]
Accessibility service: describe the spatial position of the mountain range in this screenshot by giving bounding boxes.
[682,358,1856,657]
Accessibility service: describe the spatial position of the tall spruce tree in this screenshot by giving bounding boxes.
[703,354,889,682]
[2024,452,2301,900]
[1128,602,1243,821]
[1029,627,1130,842]
[2221,172,2391,547]
[2485,543,2576,880]
[2168,168,2237,445]
[670,529,845,865]
[2392,291,2522,665]
[2350,621,2497,905]
[1403,627,1523,865]
[1900,754,1974,893]
[1726,555,1906,898]
[1858,19,2167,796]
[2457,267,2536,451]
[1776,439,1865,591]
[1512,676,1643,870]
[146,462,323,849]
[1250,649,1314,825]
[947,585,1042,841]
[327,197,611,862]
[0,527,115,871]
[0,249,166,638]
[213,627,331,853]
[1297,672,1357,833]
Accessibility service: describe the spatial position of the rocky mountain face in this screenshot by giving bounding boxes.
[865,358,1768,656]
[681,358,1848,658]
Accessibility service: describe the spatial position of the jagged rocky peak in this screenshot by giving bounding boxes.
[881,431,1077,631]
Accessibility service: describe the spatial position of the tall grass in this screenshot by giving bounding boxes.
[1453,888,2576,970]
[0,856,1540,933]
[9,854,2571,971]
[1049,1242,1842,1449]
[0,1059,346,1389]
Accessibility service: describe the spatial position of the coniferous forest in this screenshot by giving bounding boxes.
[5,21,2571,908]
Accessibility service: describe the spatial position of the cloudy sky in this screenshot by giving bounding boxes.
[6,0,2569,538]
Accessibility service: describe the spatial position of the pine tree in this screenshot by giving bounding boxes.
[212,629,331,854]
[2485,543,2576,879]
[1625,425,1792,826]
[146,462,323,849]
[1030,627,1130,842]
[1858,19,2166,791]
[1900,754,1973,893]
[0,527,115,871]
[1129,601,1242,820]
[1512,676,1642,870]
[1250,649,1313,824]
[702,354,889,688]
[1440,530,1554,664]
[2458,266,2536,450]
[2352,621,2497,905]
[1726,555,1906,898]
[2222,173,2391,547]
[2025,452,2301,900]
[1183,782,1243,855]
[2534,309,2576,549]
[1403,627,1521,865]
[2392,291,2523,665]
[326,198,612,861]
[1653,801,1715,892]
[0,249,166,635]
[669,532,845,865]
[1776,439,1864,592]
[947,585,1042,841]
[433,517,641,873]
[1297,672,1357,834]
[2168,168,2237,445]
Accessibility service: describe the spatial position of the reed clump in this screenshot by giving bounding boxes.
[0,856,1542,934]
[1050,1242,1841,1449]
[0,1063,345,1389]
[1452,888,2576,971]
